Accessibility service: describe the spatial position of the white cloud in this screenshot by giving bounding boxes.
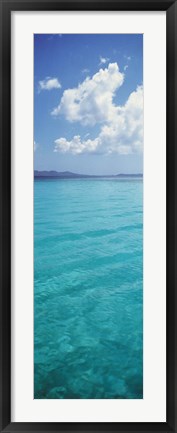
[99,56,110,65]
[52,62,143,156]
[54,84,143,156]
[51,63,124,125]
[124,65,128,71]
[98,85,143,154]
[38,77,61,91]
[54,135,100,154]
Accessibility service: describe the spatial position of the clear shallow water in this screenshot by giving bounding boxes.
[34,179,143,399]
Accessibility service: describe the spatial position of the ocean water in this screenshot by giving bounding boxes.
[34,179,143,399]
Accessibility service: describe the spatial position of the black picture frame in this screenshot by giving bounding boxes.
[0,0,176,432]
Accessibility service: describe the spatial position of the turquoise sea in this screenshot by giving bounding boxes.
[34,178,143,399]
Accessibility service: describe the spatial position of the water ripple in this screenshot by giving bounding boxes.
[34,179,143,399]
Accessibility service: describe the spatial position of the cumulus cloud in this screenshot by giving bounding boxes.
[38,77,61,91]
[52,62,143,156]
[98,85,143,154]
[54,135,100,154]
[54,85,143,155]
[51,63,124,125]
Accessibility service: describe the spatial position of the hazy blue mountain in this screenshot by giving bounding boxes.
[34,170,143,179]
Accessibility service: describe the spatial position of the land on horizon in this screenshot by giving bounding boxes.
[34,170,143,179]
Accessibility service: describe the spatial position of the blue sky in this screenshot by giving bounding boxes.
[34,34,143,174]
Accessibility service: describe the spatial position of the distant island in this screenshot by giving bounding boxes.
[34,170,143,179]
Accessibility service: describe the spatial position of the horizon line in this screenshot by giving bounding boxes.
[34,170,143,177]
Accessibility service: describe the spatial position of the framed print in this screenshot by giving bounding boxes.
[0,0,177,432]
